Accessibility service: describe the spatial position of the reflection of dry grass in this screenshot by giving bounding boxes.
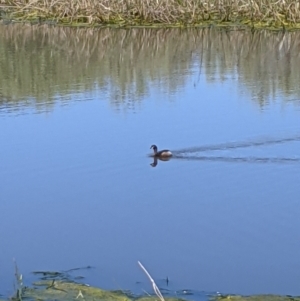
[0,24,300,112]
[1,0,300,27]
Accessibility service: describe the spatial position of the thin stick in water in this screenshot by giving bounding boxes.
[138,261,165,301]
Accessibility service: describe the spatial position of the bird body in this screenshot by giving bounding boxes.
[150,145,172,157]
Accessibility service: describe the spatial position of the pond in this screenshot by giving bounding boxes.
[0,25,300,299]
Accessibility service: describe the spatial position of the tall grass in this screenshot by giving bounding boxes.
[1,0,300,27]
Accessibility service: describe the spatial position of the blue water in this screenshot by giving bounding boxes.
[0,27,300,299]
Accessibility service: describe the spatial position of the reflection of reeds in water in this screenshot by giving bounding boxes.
[1,25,300,113]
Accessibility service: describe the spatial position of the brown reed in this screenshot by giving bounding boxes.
[1,0,300,28]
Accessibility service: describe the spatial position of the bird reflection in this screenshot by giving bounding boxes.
[150,154,300,167]
[150,156,171,167]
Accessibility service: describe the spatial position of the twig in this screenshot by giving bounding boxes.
[138,261,165,301]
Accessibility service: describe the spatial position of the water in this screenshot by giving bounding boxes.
[0,25,300,298]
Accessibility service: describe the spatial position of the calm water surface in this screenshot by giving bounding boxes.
[0,25,300,298]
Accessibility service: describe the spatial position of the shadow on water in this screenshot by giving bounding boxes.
[149,135,300,167]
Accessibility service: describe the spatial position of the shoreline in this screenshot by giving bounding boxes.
[2,18,300,31]
[1,0,300,30]
[3,279,300,301]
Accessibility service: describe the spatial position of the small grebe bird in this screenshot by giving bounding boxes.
[150,145,172,157]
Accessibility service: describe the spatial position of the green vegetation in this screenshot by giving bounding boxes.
[6,266,183,301]
[4,266,300,301]
[1,0,300,28]
[8,279,300,301]
[11,280,184,301]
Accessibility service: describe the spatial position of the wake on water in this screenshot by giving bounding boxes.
[169,134,300,164]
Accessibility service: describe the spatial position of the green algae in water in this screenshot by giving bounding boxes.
[18,280,300,301]
[24,281,132,301]
[19,282,300,301]
[6,273,300,301]
[21,280,184,301]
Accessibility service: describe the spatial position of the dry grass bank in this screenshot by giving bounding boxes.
[1,0,300,28]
